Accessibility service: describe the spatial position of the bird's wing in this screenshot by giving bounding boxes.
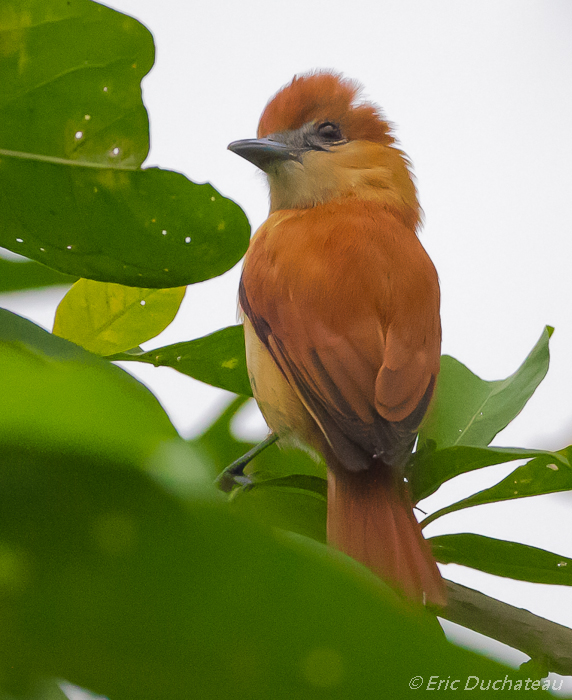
[240,201,440,471]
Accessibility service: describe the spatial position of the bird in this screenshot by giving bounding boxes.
[228,71,445,607]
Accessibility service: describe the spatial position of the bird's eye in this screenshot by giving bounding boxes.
[317,121,343,142]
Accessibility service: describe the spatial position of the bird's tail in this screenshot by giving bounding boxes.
[327,463,446,607]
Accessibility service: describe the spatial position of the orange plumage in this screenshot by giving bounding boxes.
[229,71,445,606]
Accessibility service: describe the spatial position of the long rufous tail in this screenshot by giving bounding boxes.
[327,463,446,607]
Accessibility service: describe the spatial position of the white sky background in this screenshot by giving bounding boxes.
[2,0,572,681]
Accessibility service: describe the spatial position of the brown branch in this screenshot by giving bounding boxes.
[438,581,572,676]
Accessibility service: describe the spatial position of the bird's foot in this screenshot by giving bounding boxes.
[215,433,279,493]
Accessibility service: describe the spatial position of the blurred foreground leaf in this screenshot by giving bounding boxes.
[0,445,530,699]
[53,279,186,355]
[0,678,69,700]
[0,308,177,464]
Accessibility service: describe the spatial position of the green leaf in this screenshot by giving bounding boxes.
[518,659,549,682]
[430,533,572,585]
[408,444,568,504]
[421,448,572,527]
[0,678,69,700]
[0,447,530,699]
[53,278,186,356]
[0,155,250,290]
[243,441,327,481]
[0,0,153,164]
[118,325,253,396]
[0,256,76,293]
[0,0,250,287]
[419,327,552,450]
[0,308,178,465]
[230,475,327,543]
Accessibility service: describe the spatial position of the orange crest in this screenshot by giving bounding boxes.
[257,71,394,145]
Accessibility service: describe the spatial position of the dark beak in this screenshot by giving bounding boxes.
[228,137,300,171]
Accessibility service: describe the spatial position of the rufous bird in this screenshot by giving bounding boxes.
[229,71,445,606]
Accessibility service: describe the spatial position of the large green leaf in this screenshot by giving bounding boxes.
[430,533,572,585]
[0,446,531,699]
[117,325,253,396]
[0,308,178,465]
[421,448,572,527]
[408,444,568,504]
[0,256,76,293]
[53,278,186,355]
[0,0,250,287]
[418,327,552,451]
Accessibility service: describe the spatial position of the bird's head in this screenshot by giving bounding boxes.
[229,71,419,218]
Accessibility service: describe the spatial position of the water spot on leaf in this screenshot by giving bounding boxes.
[176,356,182,362]
[40,247,45,252]
[66,245,73,250]
[140,300,146,306]
[210,195,216,201]
[74,131,83,140]
[161,230,167,236]
[110,147,120,157]
[103,86,109,93]
[84,114,91,121]
[185,236,191,243]
[15,238,23,243]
